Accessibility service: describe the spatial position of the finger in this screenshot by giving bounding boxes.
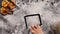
[31,25,36,31]
[29,27,35,33]
[34,25,38,29]
[37,25,42,30]
[37,25,41,28]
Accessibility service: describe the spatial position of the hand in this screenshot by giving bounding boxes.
[30,25,43,34]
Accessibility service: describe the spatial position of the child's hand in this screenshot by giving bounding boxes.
[30,25,43,34]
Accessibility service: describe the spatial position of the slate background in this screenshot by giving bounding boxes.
[0,0,60,34]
